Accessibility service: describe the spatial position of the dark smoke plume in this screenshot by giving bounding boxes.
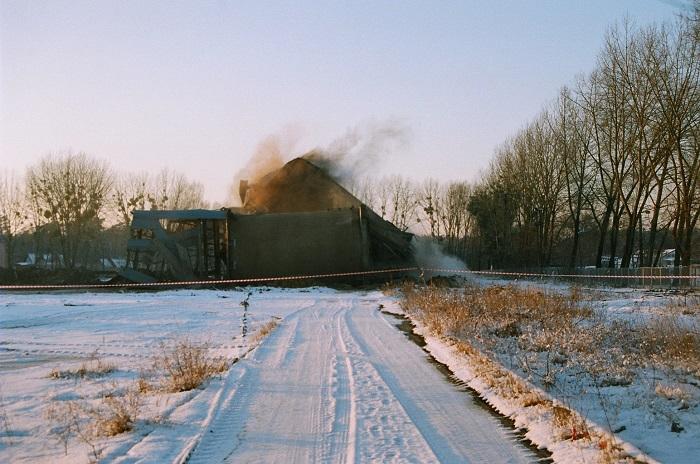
[304,120,411,182]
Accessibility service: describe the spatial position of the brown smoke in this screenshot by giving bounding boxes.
[228,128,301,205]
[229,120,410,206]
[304,120,410,183]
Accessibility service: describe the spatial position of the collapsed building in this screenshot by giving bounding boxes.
[120,158,415,282]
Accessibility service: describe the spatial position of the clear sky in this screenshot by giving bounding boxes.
[0,0,686,203]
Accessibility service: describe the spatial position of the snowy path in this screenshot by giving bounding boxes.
[187,296,536,464]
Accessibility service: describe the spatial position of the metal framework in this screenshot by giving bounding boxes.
[124,209,229,282]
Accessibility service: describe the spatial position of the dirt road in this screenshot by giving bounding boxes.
[188,295,537,463]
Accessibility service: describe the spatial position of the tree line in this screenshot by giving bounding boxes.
[352,13,700,270]
[3,12,699,273]
[471,14,700,270]
[0,153,207,270]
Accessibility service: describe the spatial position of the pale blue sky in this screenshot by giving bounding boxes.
[0,0,685,202]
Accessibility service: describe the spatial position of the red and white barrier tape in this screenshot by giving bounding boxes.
[0,266,697,290]
[422,268,700,280]
[0,267,420,290]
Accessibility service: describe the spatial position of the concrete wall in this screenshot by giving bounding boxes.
[0,238,7,269]
[228,208,368,278]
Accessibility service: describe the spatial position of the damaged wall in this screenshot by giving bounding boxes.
[229,209,369,279]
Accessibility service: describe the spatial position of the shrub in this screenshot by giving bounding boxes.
[45,383,141,459]
[93,388,141,436]
[155,339,229,393]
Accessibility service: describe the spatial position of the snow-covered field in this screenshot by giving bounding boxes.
[1,287,541,463]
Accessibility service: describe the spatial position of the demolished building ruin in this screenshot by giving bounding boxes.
[121,158,415,282]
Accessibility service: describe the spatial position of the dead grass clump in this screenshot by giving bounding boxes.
[93,388,141,437]
[48,350,115,380]
[155,339,229,393]
[45,384,141,459]
[521,392,548,407]
[135,371,154,394]
[249,319,279,346]
[552,405,590,441]
[655,383,691,402]
[639,314,700,375]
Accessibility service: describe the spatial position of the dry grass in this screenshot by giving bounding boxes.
[48,350,115,380]
[655,383,692,402]
[401,283,614,387]
[402,283,700,388]
[249,319,279,346]
[45,383,142,459]
[135,370,154,394]
[666,294,700,316]
[638,313,700,375]
[399,282,684,462]
[552,405,590,440]
[93,387,141,437]
[155,339,229,393]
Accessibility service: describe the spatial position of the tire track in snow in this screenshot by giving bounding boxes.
[325,306,357,464]
[187,302,336,464]
[343,302,536,463]
[184,295,537,464]
[336,306,439,463]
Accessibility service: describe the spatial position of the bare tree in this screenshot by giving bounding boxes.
[151,169,208,210]
[112,171,149,226]
[0,171,26,269]
[26,153,112,269]
[416,178,443,238]
[439,181,472,257]
[385,175,417,232]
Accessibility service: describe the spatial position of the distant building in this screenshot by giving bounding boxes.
[660,249,676,267]
[600,255,622,269]
[16,253,65,269]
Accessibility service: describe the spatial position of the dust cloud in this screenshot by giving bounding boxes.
[229,120,411,206]
[228,128,301,205]
[304,119,411,183]
[412,236,468,278]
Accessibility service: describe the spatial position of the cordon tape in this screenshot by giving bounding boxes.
[0,266,698,290]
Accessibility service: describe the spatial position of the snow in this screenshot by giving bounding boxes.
[1,288,539,463]
[404,276,700,464]
[3,283,694,463]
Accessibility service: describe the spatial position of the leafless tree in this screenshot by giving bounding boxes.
[151,169,208,210]
[26,153,112,269]
[0,171,26,268]
[416,178,443,238]
[112,171,149,226]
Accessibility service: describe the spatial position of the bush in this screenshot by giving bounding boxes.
[45,383,141,459]
[155,339,228,393]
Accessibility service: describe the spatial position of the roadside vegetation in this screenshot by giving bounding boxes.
[401,282,700,461]
[47,349,115,380]
[40,312,281,461]
[155,339,230,393]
